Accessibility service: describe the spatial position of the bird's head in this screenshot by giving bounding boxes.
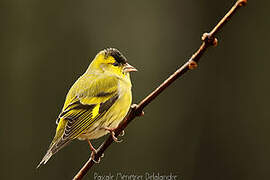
[87,48,137,78]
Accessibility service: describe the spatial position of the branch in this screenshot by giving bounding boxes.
[73,0,247,179]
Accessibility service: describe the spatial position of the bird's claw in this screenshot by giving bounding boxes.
[91,150,101,163]
[104,127,123,143]
[119,130,125,137]
[87,139,103,163]
[90,149,105,163]
[111,131,123,143]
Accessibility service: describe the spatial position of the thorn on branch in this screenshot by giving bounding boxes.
[131,104,144,117]
[188,60,198,70]
[202,33,218,47]
[212,38,218,47]
[238,0,247,6]
[130,104,138,110]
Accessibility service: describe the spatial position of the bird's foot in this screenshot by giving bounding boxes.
[104,127,123,143]
[119,130,125,137]
[91,151,101,163]
[87,139,104,163]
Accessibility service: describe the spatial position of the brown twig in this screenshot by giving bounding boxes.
[73,0,247,179]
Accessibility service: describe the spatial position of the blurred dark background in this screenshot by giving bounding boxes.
[1,0,269,179]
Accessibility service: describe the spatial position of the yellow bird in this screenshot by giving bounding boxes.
[38,48,137,167]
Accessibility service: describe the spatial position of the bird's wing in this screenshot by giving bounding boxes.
[59,93,119,141]
[49,75,119,154]
[57,74,119,142]
[39,74,120,166]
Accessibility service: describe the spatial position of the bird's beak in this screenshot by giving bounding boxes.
[123,63,137,73]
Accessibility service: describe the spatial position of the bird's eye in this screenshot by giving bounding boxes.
[112,62,119,66]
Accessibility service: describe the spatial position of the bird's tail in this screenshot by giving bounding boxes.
[37,135,71,168]
[37,149,53,168]
[37,139,71,168]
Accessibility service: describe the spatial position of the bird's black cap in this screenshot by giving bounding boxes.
[104,48,127,64]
